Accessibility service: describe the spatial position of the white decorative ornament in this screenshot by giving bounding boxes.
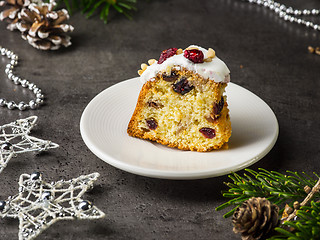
[0,172,105,240]
[0,116,59,174]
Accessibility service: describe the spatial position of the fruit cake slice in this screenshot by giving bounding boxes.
[127,45,231,152]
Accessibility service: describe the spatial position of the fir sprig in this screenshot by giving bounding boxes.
[270,201,320,240]
[216,168,320,240]
[216,168,320,218]
[58,0,138,23]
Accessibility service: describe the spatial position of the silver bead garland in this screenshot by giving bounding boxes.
[243,0,320,31]
[0,46,44,110]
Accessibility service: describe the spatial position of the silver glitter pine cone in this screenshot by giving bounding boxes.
[0,0,31,30]
[232,197,279,240]
[16,2,74,50]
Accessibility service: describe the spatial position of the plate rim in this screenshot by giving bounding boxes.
[80,78,279,180]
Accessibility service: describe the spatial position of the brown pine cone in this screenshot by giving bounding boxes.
[0,0,30,30]
[232,197,279,240]
[16,2,74,50]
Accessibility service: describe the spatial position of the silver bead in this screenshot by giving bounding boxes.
[11,54,18,60]
[314,24,319,30]
[5,68,12,75]
[41,191,52,201]
[36,93,44,99]
[286,7,293,14]
[28,83,35,90]
[78,200,92,211]
[0,48,7,55]
[33,87,41,94]
[294,10,301,15]
[10,60,17,66]
[30,172,42,180]
[5,63,13,70]
[36,98,44,105]
[19,186,25,192]
[12,76,21,85]
[306,21,311,27]
[274,2,280,7]
[279,4,286,11]
[297,19,302,24]
[7,72,13,80]
[6,50,12,57]
[21,79,29,87]
[0,98,7,107]
[18,101,27,110]
[0,201,6,212]
[7,101,16,110]
[29,100,38,109]
[311,9,319,15]
[1,142,13,151]
[279,11,285,18]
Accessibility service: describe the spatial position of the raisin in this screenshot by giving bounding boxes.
[147,101,163,109]
[213,96,224,115]
[199,127,216,139]
[172,77,194,95]
[146,118,158,130]
[184,49,204,63]
[158,48,178,64]
[162,71,179,82]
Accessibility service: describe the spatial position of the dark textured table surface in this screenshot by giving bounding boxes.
[0,0,320,239]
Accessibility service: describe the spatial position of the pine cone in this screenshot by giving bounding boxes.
[0,0,31,30]
[16,2,74,50]
[232,197,279,240]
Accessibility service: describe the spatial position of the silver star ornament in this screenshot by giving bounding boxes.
[0,116,59,174]
[0,172,105,240]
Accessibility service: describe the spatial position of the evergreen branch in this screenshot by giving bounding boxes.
[217,168,320,240]
[269,201,320,240]
[57,0,138,23]
[216,168,320,218]
[285,178,320,222]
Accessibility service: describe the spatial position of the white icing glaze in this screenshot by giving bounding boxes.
[140,45,230,84]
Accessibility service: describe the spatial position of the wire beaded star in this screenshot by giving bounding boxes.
[0,116,59,174]
[0,172,105,240]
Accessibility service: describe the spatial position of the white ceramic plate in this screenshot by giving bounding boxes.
[80,78,278,180]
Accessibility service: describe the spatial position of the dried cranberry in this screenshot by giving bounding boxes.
[146,118,158,130]
[199,127,216,139]
[158,48,178,64]
[213,97,225,115]
[184,49,204,63]
[172,77,194,95]
[162,71,179,82]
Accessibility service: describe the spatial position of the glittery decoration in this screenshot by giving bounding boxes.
[0,172,105,240]
[0,116,59,174]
